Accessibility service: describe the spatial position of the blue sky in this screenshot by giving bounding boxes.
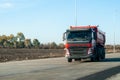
[0,0,120,44]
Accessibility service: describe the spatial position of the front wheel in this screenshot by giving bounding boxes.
[68,58,72,62]
[90,57,96,62]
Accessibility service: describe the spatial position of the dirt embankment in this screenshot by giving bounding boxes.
[0,49,65,62]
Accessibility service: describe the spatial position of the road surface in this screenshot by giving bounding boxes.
[0,53,120,80]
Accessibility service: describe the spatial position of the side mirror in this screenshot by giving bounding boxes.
[63,32,66,41]
[93,32,97,40]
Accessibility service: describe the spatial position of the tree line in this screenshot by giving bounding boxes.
[105,45,120,50]
[105,45,120,53]
[0,32,64,49]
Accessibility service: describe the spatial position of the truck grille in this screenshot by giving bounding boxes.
[69,47,88,56]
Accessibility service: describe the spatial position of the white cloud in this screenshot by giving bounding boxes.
[0,2,14,8]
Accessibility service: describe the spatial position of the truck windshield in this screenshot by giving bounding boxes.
[67,30,91,42]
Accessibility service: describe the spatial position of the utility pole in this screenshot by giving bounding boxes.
[113,32,115,53]
[75,0,77,26]
[113,10,117,53]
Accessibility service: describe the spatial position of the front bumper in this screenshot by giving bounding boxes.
[64,47,93,59]
[66,53,93,59]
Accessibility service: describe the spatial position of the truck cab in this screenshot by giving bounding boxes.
[63,26,105,62]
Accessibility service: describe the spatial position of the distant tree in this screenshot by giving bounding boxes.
[7,34,17,48]
[2,35,7,40]
[17,41,25,48]
[39,43,43,49]
[40,43,49,49]
[33,39,40,48]
[24,39,32,48]
[8,34,14,41]
[12,37,17,48]
[17,32,25,42]
[3,41,9,48]
[16,32,25,48]
[0,36,4,47]
[13,41,17,48]
[58,43,64,49]
[0,35,8,47]
[115,45,120,50]
[105,45,113,49]
[3,41,13,48]
[49,42,57,49]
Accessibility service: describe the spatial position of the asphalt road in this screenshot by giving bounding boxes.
[0,53,120,80]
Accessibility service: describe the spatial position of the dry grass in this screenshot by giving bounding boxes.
[0,49,65,62]
[0,48,118,62]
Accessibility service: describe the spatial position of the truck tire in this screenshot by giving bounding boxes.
[90,57,96,62]
[96,47,100,61]
[96,55,100,61]
[91,57,100,62]
[68,58,72,62]
[103,48,105,59]
[101,48,105,59]
[91,47,100,62]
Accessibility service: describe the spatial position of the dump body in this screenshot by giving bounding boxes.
[63,25,106,62]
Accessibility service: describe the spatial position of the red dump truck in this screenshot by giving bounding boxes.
[63,25,106,62]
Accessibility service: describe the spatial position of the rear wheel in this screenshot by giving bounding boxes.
[91,47,99,62]
[96,47,101,61]
[68,58,72,62]
[101,47,105,59]
[96,55,100,61]
[90,56,96,62]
